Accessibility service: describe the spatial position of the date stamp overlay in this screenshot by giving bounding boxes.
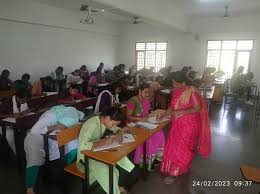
[192,180,253,187]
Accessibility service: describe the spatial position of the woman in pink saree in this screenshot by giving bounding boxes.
[127,83,165,171]
[160,71,211,183]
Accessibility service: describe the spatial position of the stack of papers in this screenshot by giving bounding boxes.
[135,122,158,130]
[161,89,171,94]
[148,116,170,124]
[2,117,16,123]
[123,133,135,143]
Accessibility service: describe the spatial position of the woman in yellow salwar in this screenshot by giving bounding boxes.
[77,107,139,194]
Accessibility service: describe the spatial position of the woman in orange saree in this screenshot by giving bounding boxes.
[160,71,211,184]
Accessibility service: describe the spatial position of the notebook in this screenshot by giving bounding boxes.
[148,116,170,124]
[161,89,171,94]
[2,117,16,123]
[122,133,135,143]
[92,142,122,152]
[135,122,158,130]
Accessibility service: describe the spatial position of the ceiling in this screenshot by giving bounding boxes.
[33,0,136,22]
[32,0,260,31]
[169,0,260,17]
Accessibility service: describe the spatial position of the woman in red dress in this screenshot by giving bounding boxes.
[160,71,211,184]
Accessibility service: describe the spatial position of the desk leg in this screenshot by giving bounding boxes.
[14,129,26,174]
[109,165,114,194]
[142,141,147,181]
[83,156,89,194]
[1,124,7,139]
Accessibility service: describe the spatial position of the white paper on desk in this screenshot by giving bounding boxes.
[161,89,171,93]
[26,112,36,116]
[2,117,16,123]
[98,83,109,87]
[127,86,135,90]
[44,92,58,96]
[123,133,135,143]
[135,122,158,130]
[148,116,170,124]
[92,142,122,152]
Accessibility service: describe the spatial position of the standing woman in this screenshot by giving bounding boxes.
[127,83,165,171]
[160,71,211,184]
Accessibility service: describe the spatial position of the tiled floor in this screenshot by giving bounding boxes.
[1,103,260,194]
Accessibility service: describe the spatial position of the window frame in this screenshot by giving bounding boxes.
[135,41,168,72]
[205,39,254,75]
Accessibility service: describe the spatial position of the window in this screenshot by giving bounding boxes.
[136,42,167,72]
[206,40,253,78]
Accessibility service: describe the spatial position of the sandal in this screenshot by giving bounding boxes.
[163,176,176,185]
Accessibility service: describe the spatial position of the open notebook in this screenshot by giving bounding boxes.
[92,133,135,152]
[148,116,171,124]
[135,121,158,130]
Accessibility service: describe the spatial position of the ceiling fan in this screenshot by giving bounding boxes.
[224,5,230,17]
[133,17,144,24]
[80,4,97,24]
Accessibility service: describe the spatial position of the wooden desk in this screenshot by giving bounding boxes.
[0,89,16,98]
[200,86,215,100]
[29,92,58,109]
[1,112,43,173]
[81,109,169,194]
[71,97,97,111]
[155,89,172,110]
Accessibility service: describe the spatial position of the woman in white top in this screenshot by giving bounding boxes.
[66,69,83,88]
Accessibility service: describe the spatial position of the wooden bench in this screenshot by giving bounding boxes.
[240,165,260,183]
[0,89,15,98]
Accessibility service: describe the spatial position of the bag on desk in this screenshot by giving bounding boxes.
[0,135,16,167]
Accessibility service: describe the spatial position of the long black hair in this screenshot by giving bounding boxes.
[100,107,123,121]
[172,71,187,84]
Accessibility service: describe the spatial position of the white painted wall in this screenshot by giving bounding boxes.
[188,14,260,84]
[0,0,120,81]
[118,23,199,72]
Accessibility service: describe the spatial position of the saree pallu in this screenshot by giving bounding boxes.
[161,86,211,176]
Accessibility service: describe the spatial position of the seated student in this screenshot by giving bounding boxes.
[96,62,105,84]
[51,66,65,92]
[150,76,163,107]
[66,69,83,88]
[230,66,245,95]
[0,69,13,91]
[24,105,84,194]
[31,76,55,96]
[244,72,255,105]
[14,73,32,95]
[129,64,137,76]
[201,67,216,85]
[185,71,197,86]
[79,65,90,81]
[0,89,30,154]
[87,72,98,97]
[58,85,87,104]
[77,107,138,194]
[51,66,65,80]
[127,83,165,171]
[117,64,126,78]
[94,82,122,114]
[106,66,120,82]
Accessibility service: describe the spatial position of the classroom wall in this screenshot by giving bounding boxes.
[188,13,260,84]
[0,0,120,81]
[118,23,199,72]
